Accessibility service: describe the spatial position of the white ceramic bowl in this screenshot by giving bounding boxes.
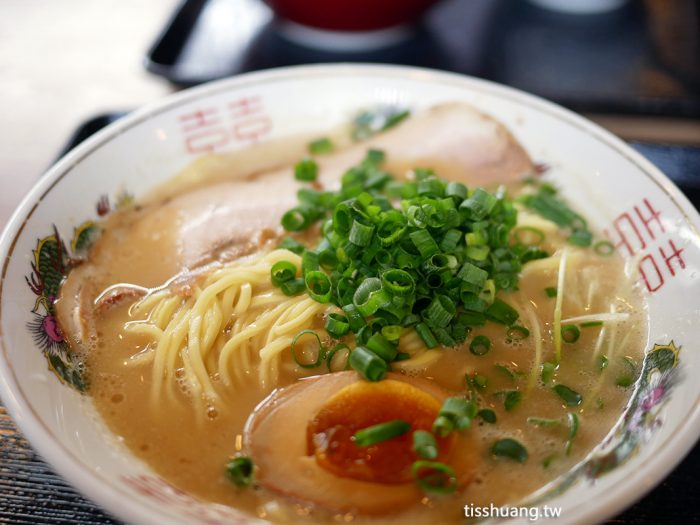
[1,65,698,525]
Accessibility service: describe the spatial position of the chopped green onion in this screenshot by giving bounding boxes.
[426,295,456,328]
[381,324,402,341]
[465,229,487,246]
[433,397,475,437]
[352,109,410,141]
[294,158,318,182]
[472,374,488,389]
[460,188,498,220]
[506,325,530,341]
[280,277,305,296]
[520,187,593,246]
[446,182,467,201]
[308,137,333,155]
[417,177,445,197]
[278,236,305,254]
[581,320,603,328]
[457,262,488,293]
[225,456,254,488]
[297,187,324,206]
[553,384,582,406]
[433,327,456,346]
[597,354,609,371]
[341,304,366,332]
[543,454,556,469]
[501,390,522,411]
[365,148,386,165]
[383,110,410,130]
[413,430,438,459]
[270,260,297,286]
[381,269,415,296]
[478,409,497,424]
[411,461,457,495]
[349,219,375,247]
[305,271,332,303]
[545,286,558,298]
[513,226,545,246]
[520,246,549,264]
[466,244,490,261]
[440,228,462,252]
[409,230,440,258]
[349,346,388,381]
[356,325,372,345]
[336,277,354,304]
[377,216,407,246]
[318,248,338,270]
[520,188,583,229]
[326,343,351,372]
[421,253,450,274]
[561,324,581,343]
[485,298,519,325]
[325,313,350,338]
[366,333,398,362]
[281,206,317,231]
[291,330,325,368]
[527,417,560,427]
[415,322,438,349]
[494,364,521,381]
[616,375,634,387]
[541,361,556,384]
[469,335,491,356]
[565,413,579,455]
[569,228,593,247]
[594,240,615,256]
[491,438,528,463]
[353,420,410,447]
[459,311,486,326]
[353,277,390,316]
[301,250,320,273]
[332,202,353,234]
[461,293,485,312]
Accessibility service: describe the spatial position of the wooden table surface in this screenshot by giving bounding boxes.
[0,1,699,523]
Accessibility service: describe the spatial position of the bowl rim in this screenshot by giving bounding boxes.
[0,63,699,525]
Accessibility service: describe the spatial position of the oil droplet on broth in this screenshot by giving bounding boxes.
[111,393,124,404]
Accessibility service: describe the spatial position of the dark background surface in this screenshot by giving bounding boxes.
[145,0,700,117]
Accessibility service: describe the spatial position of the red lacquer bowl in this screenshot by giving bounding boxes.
[263,0,441,31]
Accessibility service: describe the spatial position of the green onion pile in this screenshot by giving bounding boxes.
[273,148,556,381]
[226,122,622,495]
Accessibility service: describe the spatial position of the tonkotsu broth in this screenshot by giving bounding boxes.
[65,112,646,524]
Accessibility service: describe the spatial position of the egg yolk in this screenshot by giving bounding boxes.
[307,379,454,484]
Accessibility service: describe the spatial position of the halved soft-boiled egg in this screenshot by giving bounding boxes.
[244,371,475,515]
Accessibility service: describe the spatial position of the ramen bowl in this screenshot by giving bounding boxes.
[0,65,698,525]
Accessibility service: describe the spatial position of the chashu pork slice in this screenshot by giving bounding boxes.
[245,371,476,515]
